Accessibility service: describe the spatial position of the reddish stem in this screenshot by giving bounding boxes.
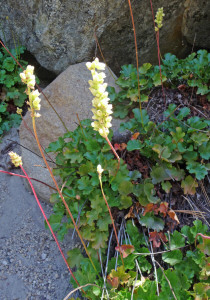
[127,0,144,127]
[19,165,82,290]
[104,135,120,176]
[149,0,166,106]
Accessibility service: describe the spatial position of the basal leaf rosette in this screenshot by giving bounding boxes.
[86,58,113,137]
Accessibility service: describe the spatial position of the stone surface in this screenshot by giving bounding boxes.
[19,62,124,202]
[0,131,81,299]
[182,0,210,49]
[1,0,208,75]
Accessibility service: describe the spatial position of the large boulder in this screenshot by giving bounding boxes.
[19,62,123,202]
[1,0,208,75]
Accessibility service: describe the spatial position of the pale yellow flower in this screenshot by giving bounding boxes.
[9,152,22,167]
[20,65,35,89]
[16,108,22,115]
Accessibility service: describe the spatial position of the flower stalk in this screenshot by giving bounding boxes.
[97,165,125,269]
[8,152,84,293]
[19,66,97,275]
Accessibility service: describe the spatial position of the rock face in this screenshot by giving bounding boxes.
[1,0,208,75]
[182,0,210,49]
[19,62,123,202]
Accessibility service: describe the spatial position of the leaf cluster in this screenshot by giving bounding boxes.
[70,220,210,299]
[120,104,210,195]
[45,119,136,248]
[0,46,28,135]
[108,50,210,118]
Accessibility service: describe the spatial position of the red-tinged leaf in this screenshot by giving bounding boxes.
[149,231,168,248]
[143,203,157,216]
[178,84,187,91]
[107,275,119,288]
[157,202,168,217]
[114,143,127,151]
[196,233,210,256]
[131,132,140,140]
[115,244,135,258]
[125,202,141,219]
[168,209,180,224]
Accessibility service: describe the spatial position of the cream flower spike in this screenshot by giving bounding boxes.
[20,65,36,89]
[155,7,165,31]
[9,152,22,167]
[86,57,113,137]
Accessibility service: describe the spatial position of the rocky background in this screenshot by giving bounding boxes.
[0,0,209,77]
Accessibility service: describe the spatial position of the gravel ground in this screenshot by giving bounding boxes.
[0,129,81,300]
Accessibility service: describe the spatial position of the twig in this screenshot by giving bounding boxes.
[155,260,178,300]
[63,283,100,300]
[148,230,159,296]
[134,245,189,256]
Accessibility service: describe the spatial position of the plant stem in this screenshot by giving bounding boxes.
[20,165,83,292]
[99,176,125,270]
[31,112,98,275]
[127,0,144,127]
[149,0,166,106]
[104,134,120,176]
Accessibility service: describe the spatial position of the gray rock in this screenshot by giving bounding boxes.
[182,0,210,48]
[19,62,124,203]
[1,0,204,75]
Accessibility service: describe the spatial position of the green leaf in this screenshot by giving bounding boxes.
[91,231,108,249]
[47,214,63,231]
[78,177,94,194]
[153,73,167,86]
[119,195,132,209]
[127,139,143,151]
[139,213,164,231]
[64,149,83,163]
[139,63,152,74]
[161,181,172,193]
[186,161,208,180]
[191,132,209,145]
[162,249,183,265]
[181,175,198,195]
[169,231,186,249]
[46,137,65,153]
[97,214,112,231]
[0,103,7,113]
[176,107,190,120]
[84,139,101,152]
[198,141,210,160]
[78,161,94,175]
[152,144,171,161]
[67,248,84,268]
[118,181,133,195]
[3,57,15,72]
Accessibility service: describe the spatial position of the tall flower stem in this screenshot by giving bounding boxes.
[98,175,125,270]
[104,134,120,176]
[31,112,98,275]
[19,165,84,292]
[149,0,166,106]
[127,0,144,127]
